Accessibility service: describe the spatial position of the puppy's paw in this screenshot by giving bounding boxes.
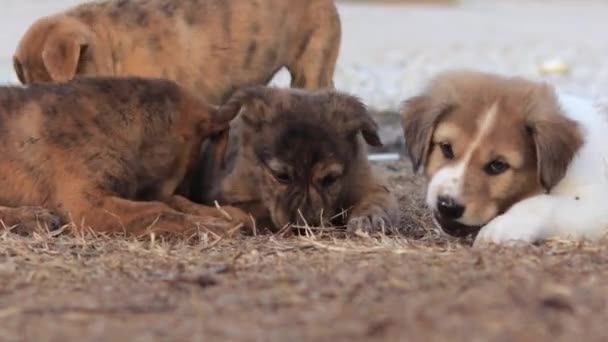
[473,212,545,248]
[1,207,63,236]
[347,207,393,234]
[194,205,253,237]
[220,205,253,228]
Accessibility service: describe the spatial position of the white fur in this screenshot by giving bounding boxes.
[474,92,608,246]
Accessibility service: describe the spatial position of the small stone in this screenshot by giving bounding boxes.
[539,58,570,75]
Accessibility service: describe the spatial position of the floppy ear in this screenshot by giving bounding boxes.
[12,57,26,84]
[41,32,87,82]
[400,95,451,172]
[357,114,382,147]
[217,86,275,129]
[209,129,230,169]
[334,95,382,147]
[527,113,583,191]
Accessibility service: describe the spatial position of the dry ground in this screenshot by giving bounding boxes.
[2,161,608,342]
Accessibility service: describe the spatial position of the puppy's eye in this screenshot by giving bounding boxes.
[484,160,510,176]
[321,174,339,188]
[273,172,291,184]
[439,142,454,159]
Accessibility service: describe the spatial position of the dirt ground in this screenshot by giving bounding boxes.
[2,160,608,342]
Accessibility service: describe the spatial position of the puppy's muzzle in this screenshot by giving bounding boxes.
[434,196,479,238]
[436,196,465,220]
[291,206,332,228]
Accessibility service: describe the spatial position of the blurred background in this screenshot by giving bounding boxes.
[1,0,607,112]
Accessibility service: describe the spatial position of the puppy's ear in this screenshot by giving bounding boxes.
[41,31,87,82]
[188,99,231,169]
[334,95,382,147]
[400,95,451,172]
[13,57,26,84]
[210,129,230,169]
[526,90,583,190]
[218,86,275,128]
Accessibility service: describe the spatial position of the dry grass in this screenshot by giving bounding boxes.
[1,160,608,341]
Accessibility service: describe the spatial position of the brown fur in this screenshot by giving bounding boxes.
[401,70,583,236]
[0,77,248,237]
[188,86,399,233]
[13,0,341,104]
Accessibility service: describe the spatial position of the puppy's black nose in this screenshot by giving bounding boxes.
[437,196,465,219]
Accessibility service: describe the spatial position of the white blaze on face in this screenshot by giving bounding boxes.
[426,102,499,223]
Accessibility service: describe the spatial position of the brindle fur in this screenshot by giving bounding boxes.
[13,0,341,104]
[0,77,248,237]
[189,86,399,233]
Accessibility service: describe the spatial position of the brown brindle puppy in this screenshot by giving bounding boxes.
[190,86,399,233]
[13,0,341,104]
[0,77,248,237]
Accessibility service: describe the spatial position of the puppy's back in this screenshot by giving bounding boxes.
[0,77,188,150]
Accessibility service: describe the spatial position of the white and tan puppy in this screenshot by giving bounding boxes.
[401,69,608,246]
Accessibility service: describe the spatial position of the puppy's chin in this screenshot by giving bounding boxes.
[432,213,482,238]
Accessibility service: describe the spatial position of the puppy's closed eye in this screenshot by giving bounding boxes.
[264,158,292,184]
[273,171,292,184]
[315,163,344,188]
[320,174,339,188]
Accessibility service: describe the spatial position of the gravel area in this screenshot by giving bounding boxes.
[2,0,608,111]
[326,0,608,110]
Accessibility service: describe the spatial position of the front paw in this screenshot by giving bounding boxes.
[2,207,63,236]
[187,205,253,238]
[347,207,393,234]
[214,205,254,235]
[473,213,545,247]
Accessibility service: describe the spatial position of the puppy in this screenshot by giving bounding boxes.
[13,0,341,104]
[0,76,248,237]
[401,69,608,246]
[190,86,399,233]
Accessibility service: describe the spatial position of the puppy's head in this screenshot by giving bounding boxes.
[218,86,382,229]
[401,70,583,237]
[13,15,108,84]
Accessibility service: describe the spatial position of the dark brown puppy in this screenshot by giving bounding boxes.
[0,77,248,237]
[190,86,399,233]
[13,0,341,104]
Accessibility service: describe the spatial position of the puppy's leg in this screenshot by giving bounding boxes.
[347,181,399,234]
[474,189,608,246]
[65,194,242,237]
[0,206,63,236]
[287,14,340,89]
[165,195,252,231]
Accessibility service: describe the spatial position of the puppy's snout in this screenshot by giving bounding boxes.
[437,196,465,220]
[293,208,320,227]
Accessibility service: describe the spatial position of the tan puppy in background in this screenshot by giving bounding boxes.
[13,0,341,104]
[189,86,399,233]
[0,76,247,237]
